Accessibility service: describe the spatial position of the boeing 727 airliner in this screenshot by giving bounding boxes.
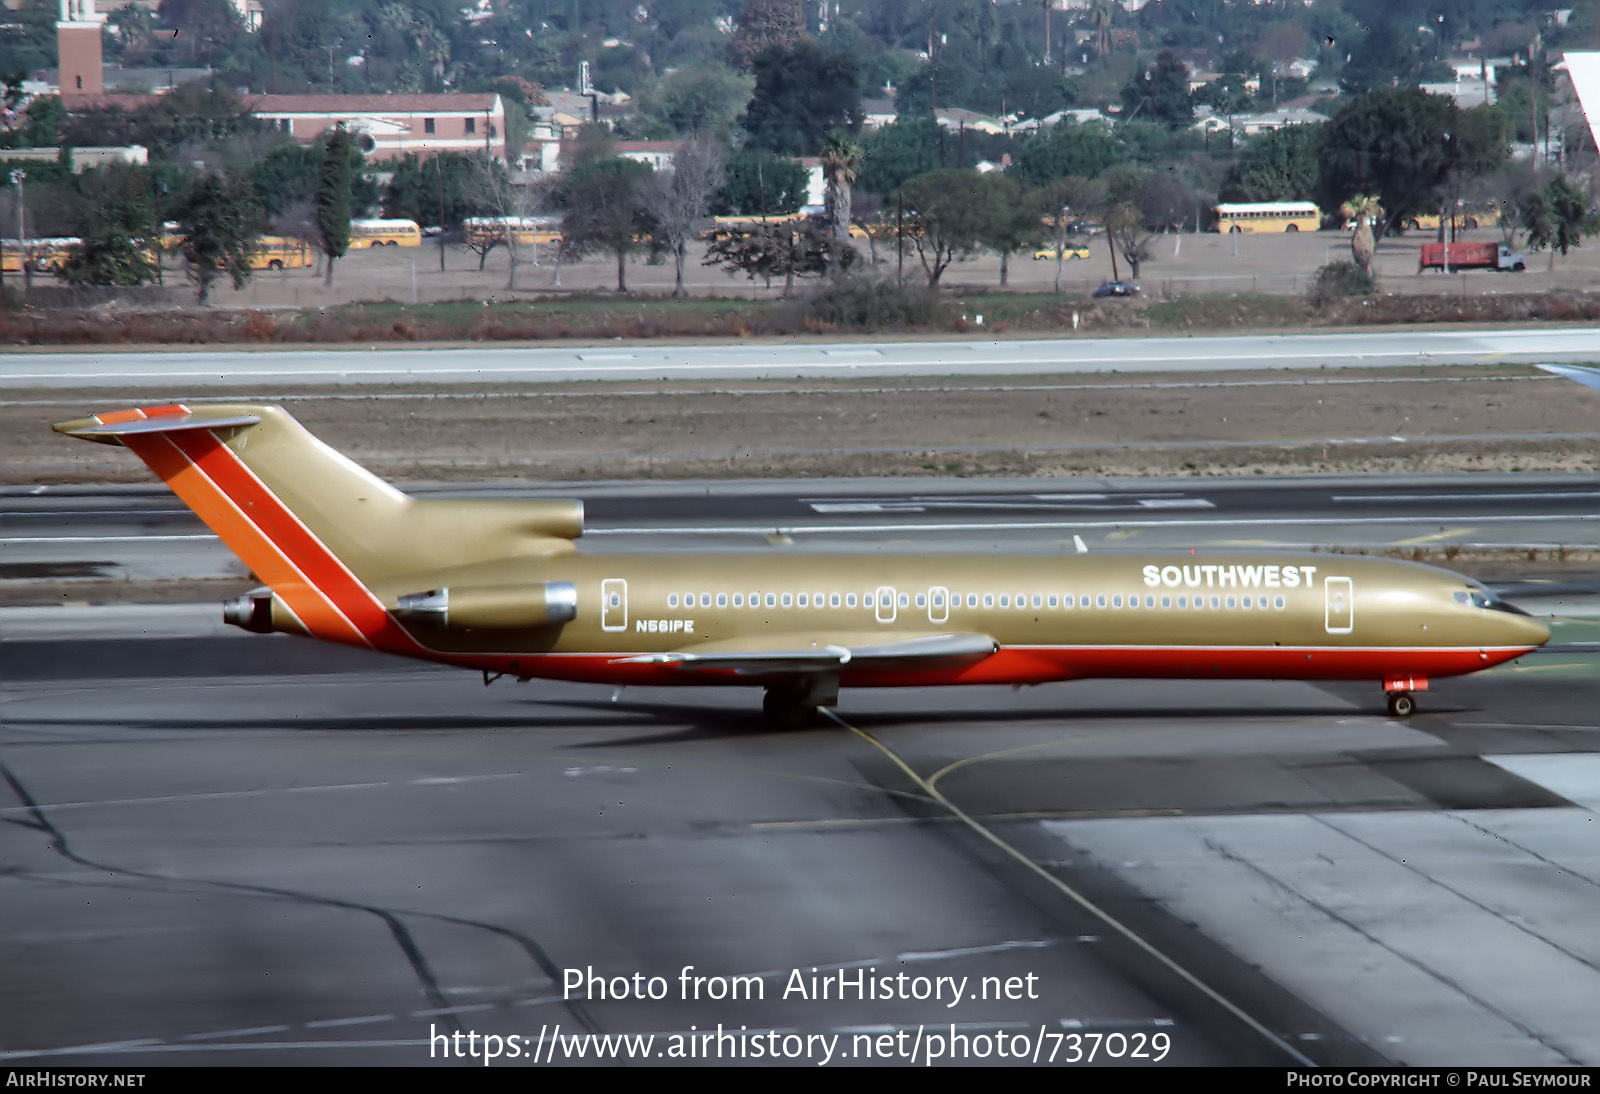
[54,404,1549,724]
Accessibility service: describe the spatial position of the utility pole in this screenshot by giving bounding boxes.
[11,169,27,295]
[437,155,446,272]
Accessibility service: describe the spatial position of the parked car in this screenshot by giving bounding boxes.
[1091,280,1140,298]
[1032,244,1091,261]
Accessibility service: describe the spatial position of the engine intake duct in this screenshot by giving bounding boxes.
[223,588,277,634]
[393,582,578,629]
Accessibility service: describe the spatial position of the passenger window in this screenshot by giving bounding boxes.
[1032,595,1041,608]
[1128,594,1138,610]
[1048,595,1058,608]
[984,594,994,608]
[899,594,908,607]
[1210,595,1220,609]
[865,594,875,607]
[798,594,808,607]
[967,594,978,607]
[1177,596,1186,608]
[1226,596,1236,609]
[1161,595,1171,608]
[831,593,840,607]
[847,593,857,607]
[1241,596,1251,610]
[668,594,679,608]
[1096,595,1106,608]
[1274,596,1284,609]
[1258,596,1268,610]
[717,593,726,607]
[734,594,743,607]
[765,593,776,607]
[782,593,792,607]
[1113,595,1123,608]
[815,592,824,606]
[916,594,926,608]
[1000,595,1010,608]
[701,594,711,608]
[1081,595,1090,608]
[1145,595,1154,608]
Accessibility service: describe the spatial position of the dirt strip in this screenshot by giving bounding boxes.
[5,365,1597,485]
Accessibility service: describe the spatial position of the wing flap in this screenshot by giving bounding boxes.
[612,632,997,676]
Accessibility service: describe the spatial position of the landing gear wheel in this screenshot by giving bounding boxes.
[1387,692,1415,718]
[763,687,816,729]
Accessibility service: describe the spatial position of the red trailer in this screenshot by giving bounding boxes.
[1418,242,1526,271]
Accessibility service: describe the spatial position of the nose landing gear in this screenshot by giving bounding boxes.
[1383,676,1427,718]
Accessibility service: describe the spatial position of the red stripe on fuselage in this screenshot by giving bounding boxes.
[423,644,1538,688]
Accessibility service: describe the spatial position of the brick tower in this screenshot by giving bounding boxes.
[57,0,107,103]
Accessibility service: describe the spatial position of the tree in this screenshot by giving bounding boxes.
[702,218,852,297]
[1338,18,1418,96]
[468,155,551,290]
[901,168,1005,287]
[857,116,941,201]
[727,0,804,71]
[1520,176,1598,268]
[715,149,807,215]
[742,39,862,156]
[58,164,161,287]
[171,173,264,304]
[820,130,862,256]
[626,62,754,139]
[558,157,654,293]
[1341,194,1382,275]
[1035,176,1106,294]
[1010,121,1123,187]
[1121,50,1193,130]
[1220,124,1323,203]
[316,126,353,288]
[382,152,483,229]
[1317,88,1495,241]
[952,173,1036,287]
[646,139,726,298]
[1098,166,1154,280]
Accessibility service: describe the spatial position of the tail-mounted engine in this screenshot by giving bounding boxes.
[392,582,579,630]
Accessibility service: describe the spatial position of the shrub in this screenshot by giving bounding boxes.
[801,274,942,330]
[1306,261,1376,306]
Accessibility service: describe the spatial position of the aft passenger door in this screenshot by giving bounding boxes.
[1324,576,1353,635]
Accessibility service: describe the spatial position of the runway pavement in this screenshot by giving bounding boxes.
[3,476,1599,1066]
[4,328,1600,388]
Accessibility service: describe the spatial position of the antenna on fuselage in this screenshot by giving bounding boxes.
[1073,535,1089,553]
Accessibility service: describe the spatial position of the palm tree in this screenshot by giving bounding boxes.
[820,130,862,253]
[1090,0,1113,60]
[1341,194,1382,274]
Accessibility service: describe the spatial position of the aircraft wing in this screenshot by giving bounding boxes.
[610,631,998,675]
[1538,363,1600,391]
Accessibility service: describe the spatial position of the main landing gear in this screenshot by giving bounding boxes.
[762,675,839,729]
[1383,676,1427,718]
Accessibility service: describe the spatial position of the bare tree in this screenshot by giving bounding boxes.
[645,140,726,299]
[467,155,554,290]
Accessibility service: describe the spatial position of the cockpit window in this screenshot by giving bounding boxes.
[1461,585,1531,615]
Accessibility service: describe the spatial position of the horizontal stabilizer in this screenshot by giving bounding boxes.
[612,631,997,675]
[52,405,262,446]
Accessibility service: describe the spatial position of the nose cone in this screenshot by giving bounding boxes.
[1505,611,1551,650]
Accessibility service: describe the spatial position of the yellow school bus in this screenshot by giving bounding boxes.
[1404,207,1501,231]
[1213,201,1321,233]
[463,216,562,247]
[23,237,82,273]
[348,218,422,248]
[248,236,312,270]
